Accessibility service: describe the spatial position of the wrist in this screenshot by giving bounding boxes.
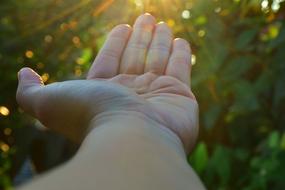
[69,111,204,190]
[86,110,186,157]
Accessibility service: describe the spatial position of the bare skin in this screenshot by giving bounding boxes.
[17,13,198,152]
[16,13,204,189]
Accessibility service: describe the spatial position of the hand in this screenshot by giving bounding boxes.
[16,14,198,152]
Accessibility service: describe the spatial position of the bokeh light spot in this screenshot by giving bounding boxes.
[74,67,82,77]
[261,0,270,12]
[60,23,68,31]
[25,50,34,58]
[271,1,280,12]
[191,54,196,65]
[198,30,206,37]
[4,128,12,136]
[134,0,142,7]
[0,143,10,152]
[167,19,175,27]
[41,73,50,83]
[72,36,81,47]
[44,35,53,43]
[261,0,269,9]
[37,62,45,69]
[215,7,221,13]
[181,10,191,19]
[0,106,9,116]
[76,58,84,65]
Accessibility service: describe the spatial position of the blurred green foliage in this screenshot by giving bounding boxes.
[1,0,285,189]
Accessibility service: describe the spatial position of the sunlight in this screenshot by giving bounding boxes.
[132,0,186,16]
[134,0,143,7]
[93,0,115,17]
[25,0,92,36]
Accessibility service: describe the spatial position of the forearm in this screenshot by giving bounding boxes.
[18,112,205,190]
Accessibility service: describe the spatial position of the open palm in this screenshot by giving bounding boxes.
[17,14,198,152]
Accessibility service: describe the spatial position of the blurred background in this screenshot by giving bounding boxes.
[0,0,285,189]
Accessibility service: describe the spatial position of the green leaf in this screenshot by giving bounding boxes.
[210,146,231,185]
[204,104,222,129]
[80,48,93,64]
[194,16,207,25]
[268,131,280,148]
[280,133,285,150]
[96,34,107,49]
[236,29,258,50]
[231,80,259,113]
[269,24,285,48]
[221,56,253,82]
[189,142,209,174]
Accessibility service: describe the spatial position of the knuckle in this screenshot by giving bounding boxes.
[127,29,152,49]
[150,42,171,52]
[127,41,148,50]
[99,49,120,59]
[171,55,189,65]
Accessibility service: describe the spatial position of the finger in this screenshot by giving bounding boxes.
[144,22,172,74]
[87,24,132,79]
[16,67,44,116]
[119,13,156,74]
[166,38,192,86]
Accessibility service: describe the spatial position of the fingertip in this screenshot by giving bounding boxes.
[18,67,43,85]
[114,24,132,30]
[134,13,156,29]
[110,24,132,37]
[143,12,155,20]
[173,38,191,53]
[155,22,172,36]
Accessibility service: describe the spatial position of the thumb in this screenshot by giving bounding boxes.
[16,67,44,116]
